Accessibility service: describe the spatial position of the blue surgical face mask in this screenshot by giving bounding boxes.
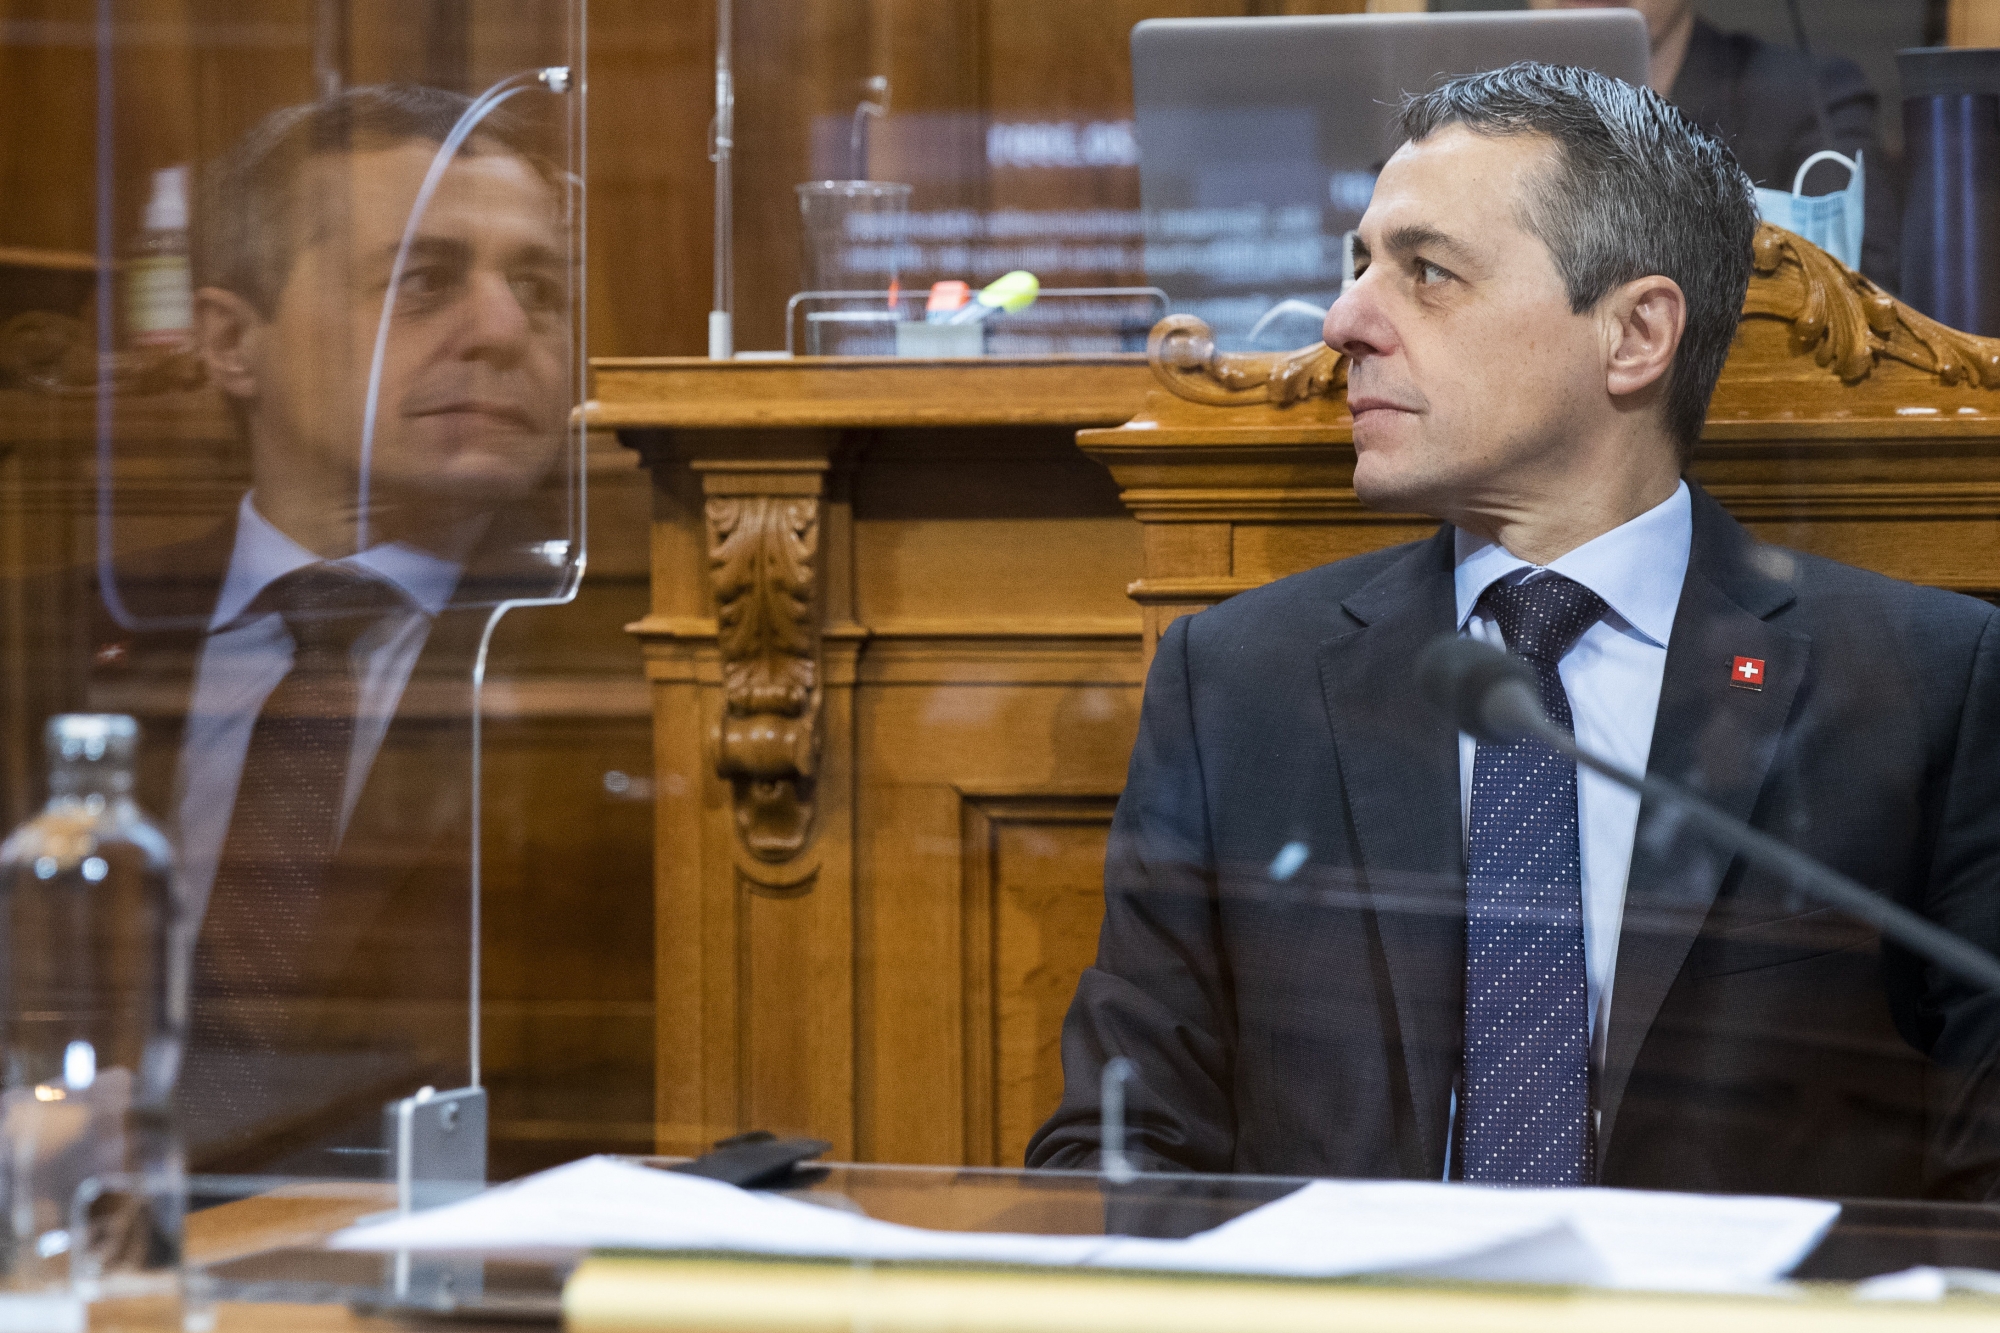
[1755,150,1864,271]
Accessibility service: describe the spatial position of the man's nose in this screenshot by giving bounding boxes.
[456,270,531,364]
[1321,273,1394,361]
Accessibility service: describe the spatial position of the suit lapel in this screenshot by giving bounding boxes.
[1596,486,1808,1166]
[1316,528,1465,1176]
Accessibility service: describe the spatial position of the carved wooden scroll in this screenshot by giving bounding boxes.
[1745,222,2000,388]
[707,493,821,863]
[0,311,205,395]
[1147,313,1346,407]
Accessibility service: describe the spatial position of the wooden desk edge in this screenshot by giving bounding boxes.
[564,1254,2000,1333]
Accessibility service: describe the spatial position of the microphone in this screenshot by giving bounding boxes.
[1417,635,2000,994]
[1414,633,1542,744]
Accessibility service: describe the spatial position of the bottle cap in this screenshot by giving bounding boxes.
[46,715,138,765]
[926,280,971,317]
[143,166,190,232]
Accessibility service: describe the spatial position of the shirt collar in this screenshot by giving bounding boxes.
[1452,480,1691,649]
[209,492,464,630]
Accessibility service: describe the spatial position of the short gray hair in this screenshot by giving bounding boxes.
[1396,62,1756,457]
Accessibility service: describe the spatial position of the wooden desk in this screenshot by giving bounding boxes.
[168,1162,2000,1331]
[595,225,2000,1170]
[79,1184,526,1331]
[182,1186,398,1333]
[50,1185,394,1332]
[590,355,1154,1168]
[569,1257,2000,1333]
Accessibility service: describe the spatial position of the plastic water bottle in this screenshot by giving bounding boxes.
[0,716,183,1304]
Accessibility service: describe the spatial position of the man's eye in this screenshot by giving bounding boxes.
[509,272,565,314]
[1415,259,1450,286]
[397,265,458,301]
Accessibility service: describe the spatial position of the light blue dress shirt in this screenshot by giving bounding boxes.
[173,493,464,921]
[1453,480,1694,1069]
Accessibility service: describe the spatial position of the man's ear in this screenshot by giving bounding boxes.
[1601,274,1686,399]
[192,287,264,399]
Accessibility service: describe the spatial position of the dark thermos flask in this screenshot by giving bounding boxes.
[1899,47,2000,336]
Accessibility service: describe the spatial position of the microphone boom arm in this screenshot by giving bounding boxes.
[1514,694,2000,996]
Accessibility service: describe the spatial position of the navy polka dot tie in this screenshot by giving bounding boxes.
[188,564,409,1126]
[1461,572,1605,1186]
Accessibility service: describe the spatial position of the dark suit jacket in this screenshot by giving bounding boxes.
[1027,485,2000,1200]
[1670,18,1900,288]
[82,508,555,1171]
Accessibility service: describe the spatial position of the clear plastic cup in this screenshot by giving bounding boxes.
[795,180,911,301]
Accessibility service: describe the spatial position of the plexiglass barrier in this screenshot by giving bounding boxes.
[0,0,582,1316]
[7,0,2000,1326]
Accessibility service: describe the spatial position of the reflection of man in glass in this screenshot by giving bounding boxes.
[101,85,570,1171]
[194,85,570,569]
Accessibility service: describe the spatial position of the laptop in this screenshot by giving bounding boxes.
[1131,10,1650,348]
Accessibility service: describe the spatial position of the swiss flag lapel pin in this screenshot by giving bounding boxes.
[1730,655,1766,691]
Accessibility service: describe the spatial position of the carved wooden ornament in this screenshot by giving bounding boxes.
[1745,222,2000,387]
[707,494,821,863]
[1147,313,1346,407]
[0,311,206,396]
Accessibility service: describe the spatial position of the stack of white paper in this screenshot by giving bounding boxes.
[1154,1177,1841,1291]
[330,1156,1838,1294]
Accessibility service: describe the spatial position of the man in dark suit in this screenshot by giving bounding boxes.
[85,84,573,1172]
[1028,63,2000,1199]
